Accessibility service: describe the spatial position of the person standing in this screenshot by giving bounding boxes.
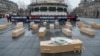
[6,16,9,22]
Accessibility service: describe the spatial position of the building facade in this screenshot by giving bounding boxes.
[28,0,68,15]
[0,0,18,16]
[72,0,100,18]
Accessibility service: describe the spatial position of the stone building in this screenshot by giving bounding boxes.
[0,0,18,16]
[72,0,100,18]
[28,0,68,15]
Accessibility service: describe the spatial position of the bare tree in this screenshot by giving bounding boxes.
[65,0,73,14]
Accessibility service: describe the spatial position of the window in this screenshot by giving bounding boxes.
[49,7,56,11]
[33,7,39,12]
[40,7,47,11]
[64,8,67,12]
[57,7,63,12]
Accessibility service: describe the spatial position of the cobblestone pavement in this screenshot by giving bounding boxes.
[0,18,100,56]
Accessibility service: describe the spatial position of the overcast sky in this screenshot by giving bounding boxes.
[10,0,81,9]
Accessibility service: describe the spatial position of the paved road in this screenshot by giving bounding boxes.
[79,17,100,23]
[0,18,100,56]
[0,18,8,24]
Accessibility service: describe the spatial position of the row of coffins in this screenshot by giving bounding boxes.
[62,22,72,36]
[30,21,59,28]
[12,22,25,37]
[89,22,100,29]
[30,21,72,37]
[30,22,55,37]
[0,23,11,30]
[77,21,96,36]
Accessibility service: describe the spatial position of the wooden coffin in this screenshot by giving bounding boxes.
[38,27,46,37]
[62,28,72,36]
[0,25,7,30]
[17,22,23,26]
[12,28,25,37]
[40,39,82,53]
[65,22,71,25]
[30,22,35,28]
[43,22,47,26]
[50,24,54,30]
[65,24,72,29]
[0,23,11,30]
[4,22,11,27]
[55,21,59,27]
[91,22,100,29]
[77,22,88,28]
[80,27,96,36]
[32,24,39,30]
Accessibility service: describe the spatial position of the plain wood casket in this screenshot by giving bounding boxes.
[32,24,39,30]
[65,24,72,29]
[50,24,54,30]
[30,22,35,28]
[38,27,46,37]
[90,22,100,29]
[77,22,88,28]
[40,39,82,53]
[43,22,47,26]
[62,28,72,36]
[80,27,96,36]
[12,28,25,37]
[0,23,11,30]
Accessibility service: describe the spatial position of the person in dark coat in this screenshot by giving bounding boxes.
[6,16,10,22]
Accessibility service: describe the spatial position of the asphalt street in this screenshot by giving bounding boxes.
[0,18,100,56]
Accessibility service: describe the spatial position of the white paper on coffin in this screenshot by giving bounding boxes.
[49,37,73,45]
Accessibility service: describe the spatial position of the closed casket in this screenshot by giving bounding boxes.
[90,22,100,29]
[12,28,25,37]
[65,24,72,29]
[43,22,47,26]
[62,28,72,36]
[15,25,23,29]
[55,21,59,26]
[0,23,11,30]
[32,24,39,30]
[17,22,23,26]
[66,22,71,25]
[0,25,7,30]
[77,22,88,28]
[50,24,54,30]
[80,27,96,36]
[38,27,46,37]
[30,22,35,28]
[4,22,11,27]
[40,39,82,53]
